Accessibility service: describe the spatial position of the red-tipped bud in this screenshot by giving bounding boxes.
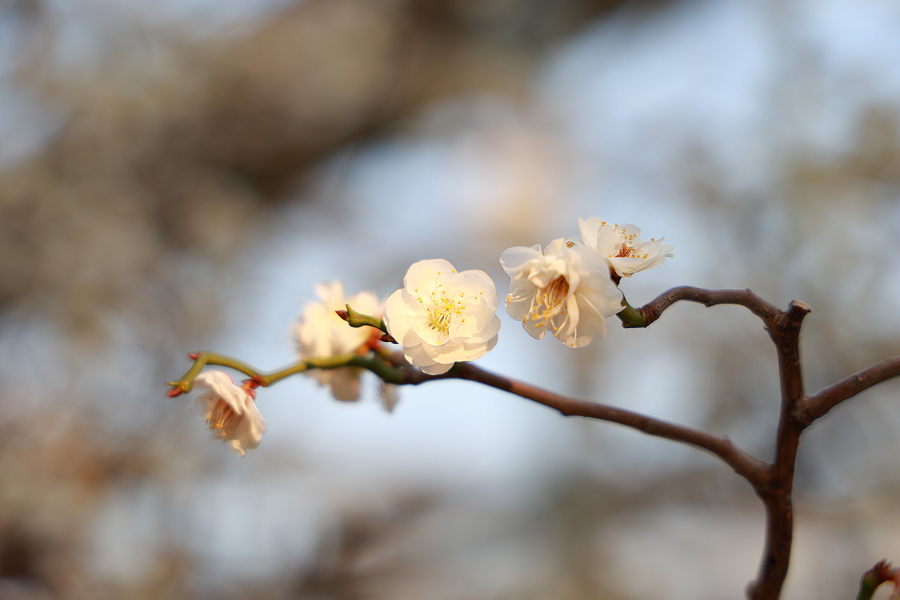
[859,560,899,598]
[335,310,350,322]
[167,386,185,398]
[380,333,398,344]
[188,352,200,360]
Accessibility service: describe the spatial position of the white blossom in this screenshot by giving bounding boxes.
[579,218,673,278]
[293,281,383,401]
[194,370,266,456]
[500,238,623,347]
[384,259,501,375]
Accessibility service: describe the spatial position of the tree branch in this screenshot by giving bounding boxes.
[620,286,782,329]
[747,300,810,600]
[396,362,767,486]
[170,286,900,600]
[172,346,766,485]
[624,288,813,600]
[798,355,900,425]
[166,351,407,397]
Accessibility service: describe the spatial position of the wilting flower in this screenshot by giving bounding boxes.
[578,217,673,278]
[194,370,266,456]
[293,281,383,401]
[500,238,623,347]
[384,259,501,375]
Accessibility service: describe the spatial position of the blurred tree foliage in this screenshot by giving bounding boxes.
[1,0,899,598]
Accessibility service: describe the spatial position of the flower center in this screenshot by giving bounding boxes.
[426,294,466,334]
[615,244,647,259]
[611,228,648,260]
[207,399,239,437]
[531,275,569,328]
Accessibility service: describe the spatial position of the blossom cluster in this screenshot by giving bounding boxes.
[501,218,672,347]
[180,217,670,455]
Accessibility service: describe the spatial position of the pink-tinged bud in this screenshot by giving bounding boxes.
[335,309,350,322]
[188,352,200,360]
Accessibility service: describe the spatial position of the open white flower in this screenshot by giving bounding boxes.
[579,218,673,278]
[194,370,266,457]
[500,238,623,347]
[384,259,501,375]
[293,281,383,401]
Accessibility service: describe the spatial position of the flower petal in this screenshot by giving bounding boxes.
[578,217,603,249]
[464,314,501,344]
[194,371,247,415]
[419,361,455,375]
[384,289,414,344]
[499,244,543,276]
[404,259,456,292]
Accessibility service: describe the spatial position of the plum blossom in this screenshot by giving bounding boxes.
[293,281,383,401]
[579,218,673,278]
[500,238,623,347]
[194,370,266,456]
[384,259,501,375]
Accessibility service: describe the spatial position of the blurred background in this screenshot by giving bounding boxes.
[1,0,900,598]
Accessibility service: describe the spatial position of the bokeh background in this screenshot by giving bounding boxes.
[2,0,900,598]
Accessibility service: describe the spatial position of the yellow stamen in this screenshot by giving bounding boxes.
[207,399,239,437]
[510,275,570,333]
[426,295,467,333]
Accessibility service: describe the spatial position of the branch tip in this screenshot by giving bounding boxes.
[787,300,811,322]
[343,304,391,336]
[789,300,810,313]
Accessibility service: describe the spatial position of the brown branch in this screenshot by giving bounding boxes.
[631,286,782,329]
[747,300,809,600]
[623,287,813,599]
[173,281,900,599]
[328,286,900,599]
[606,287,814,599]
[391,286,808,600]
[396,362,767,487]
[798,355,900,425]
[387,288,896,599]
